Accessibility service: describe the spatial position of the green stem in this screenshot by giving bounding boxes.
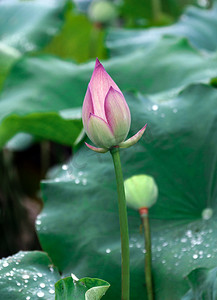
[142,210,154,300]
[110,148,130,300]
[89,23,101,59]
[151,0,161,21]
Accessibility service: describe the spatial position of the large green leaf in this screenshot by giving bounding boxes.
[2,37,217,104]
[0,0,66,54]
[182,267,217,299]
[106,3,217,55]
[37,84,217,299]
[0,251,60,299]
[0,109,83,149]
[1,36,217,148]
[55,277,110,300]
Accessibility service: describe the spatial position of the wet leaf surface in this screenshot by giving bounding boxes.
[0,251,60,299]
[106,4,217,55]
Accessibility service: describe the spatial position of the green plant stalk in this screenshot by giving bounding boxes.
[142,211,154,300]
[110,147,130,300]
[151,0,161,21]
[89,23,101,59]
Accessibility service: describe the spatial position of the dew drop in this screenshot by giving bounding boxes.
[106,248,111,254]
[37,273,43,278]
[62,164,68,171]
[75,178,80,184]
[22,274,30,280]
[207,254,211,258]
[17,282,21,286]
[193,254,198,259]
[71,273,79,281]
[186,230,192,238]
[36,220,41,226]
[3,262,9,268]
[26,297,30,300]
[152,104,158,111]
[40,283,45,288]
[37,291,44,298]
[49,289,55,294]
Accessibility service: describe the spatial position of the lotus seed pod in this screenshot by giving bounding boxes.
[88,0,118,24]
[124,174,158,210]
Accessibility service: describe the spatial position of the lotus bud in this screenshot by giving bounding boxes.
[82,58,147,153]
[124,175,158,213]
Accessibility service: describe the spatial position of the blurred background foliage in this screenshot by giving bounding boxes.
[0,0,217,299]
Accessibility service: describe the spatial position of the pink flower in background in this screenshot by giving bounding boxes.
[82,58,147,153]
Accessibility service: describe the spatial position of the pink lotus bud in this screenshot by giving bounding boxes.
[82,58,147,153]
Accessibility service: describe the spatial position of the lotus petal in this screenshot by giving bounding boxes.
[82,86,94,132]
[119,124,147,149]
[85,142,108,153]
[89,59,122,120]
[87,113,115,148]
[105,87,131,144]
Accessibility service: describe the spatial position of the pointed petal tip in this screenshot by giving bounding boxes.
[95,57,101,67]
[105,86,124,101]
[85,142,108,153]
[107,85,120,94]
[94,57,103,70]
[142,123,147,131]
[119,124,147,149]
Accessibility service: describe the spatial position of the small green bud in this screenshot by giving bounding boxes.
[124,174,158,210]
[88,0,118,24]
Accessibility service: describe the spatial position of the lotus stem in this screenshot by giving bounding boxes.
[110,147,130,300]
[152,0,161,21]
[141,208,154,300]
